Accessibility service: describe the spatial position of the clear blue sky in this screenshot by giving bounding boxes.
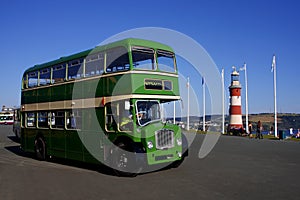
[1,0,300,114]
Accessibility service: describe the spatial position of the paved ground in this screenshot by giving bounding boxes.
[0,125,299,200]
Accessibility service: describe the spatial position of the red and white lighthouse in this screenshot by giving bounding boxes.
[228,67,243,132]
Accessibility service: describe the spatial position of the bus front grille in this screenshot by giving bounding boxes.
[155,129,174,150]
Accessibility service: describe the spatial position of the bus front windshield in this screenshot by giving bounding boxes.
[131,47,176,73]
[132,47,155,70]
[136,100,161,126]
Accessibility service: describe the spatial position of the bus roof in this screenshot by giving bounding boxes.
[24,38,174,74]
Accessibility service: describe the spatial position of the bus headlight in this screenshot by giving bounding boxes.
[147,141,154,149]
[178,152,182,158]
[176,138,182,146]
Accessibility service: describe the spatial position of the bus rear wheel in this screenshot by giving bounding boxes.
[35,137,46,161]
[111,141,143,177]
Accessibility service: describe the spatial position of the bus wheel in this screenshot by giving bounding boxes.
[111,142,142,177]
[35,137,46,161]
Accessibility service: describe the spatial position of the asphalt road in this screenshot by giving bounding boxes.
[1,125,300,200]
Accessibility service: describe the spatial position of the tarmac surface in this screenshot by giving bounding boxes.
[0,125,300,200]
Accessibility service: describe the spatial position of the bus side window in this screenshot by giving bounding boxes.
[106,47,130,73]
[22,74,28,89]
[26,112,36,127]
[85,53,104,77]
[39,68,51,86]
[28,71,38,88]
[38,111,48,128]
[105,103,117,132]
[51,111,65,129]
[52,64,66,84]
[68,59,83,80]
[119,100,133,132]
[66,110,82,129]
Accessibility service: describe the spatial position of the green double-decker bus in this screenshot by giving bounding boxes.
[20,38,187,176]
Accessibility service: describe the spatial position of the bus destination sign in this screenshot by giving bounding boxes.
[144,79,172,91]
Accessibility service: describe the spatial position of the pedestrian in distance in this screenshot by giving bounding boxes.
[269,126,274,135]
[248,121,252,137]
[255,120,263,139]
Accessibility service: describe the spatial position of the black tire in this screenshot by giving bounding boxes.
[111,142,143,177]
[182,133,189,158]
[171,157,185,168]
[35,137,46,161]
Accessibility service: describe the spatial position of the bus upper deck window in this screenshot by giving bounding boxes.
[28,71,38,88]
[106,47,130,73]
[85,53,104,77]
[52,65,66,83]
[157,50,176,73]
[132,47,155,70]
[39,68,51,86]
[22,74,28,89]
[68,59,84,80]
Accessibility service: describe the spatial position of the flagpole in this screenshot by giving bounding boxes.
[202,77,205,132]
[240,63,249,134]
[244,63,249,134]
[187,77,190,131]
[173,101,176,124]
[221,68,225,134]
[272,55,278,137]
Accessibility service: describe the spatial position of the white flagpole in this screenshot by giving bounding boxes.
[244,63,249,134]
[173,101,176,124]
[187,77,190,131]
[240,63,249,134]
[202,77,205,132]
[221,68,225,134]
[272,55,278,137]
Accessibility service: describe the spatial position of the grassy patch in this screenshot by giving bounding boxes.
[262,134,278,139]
[286,137,300,142]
